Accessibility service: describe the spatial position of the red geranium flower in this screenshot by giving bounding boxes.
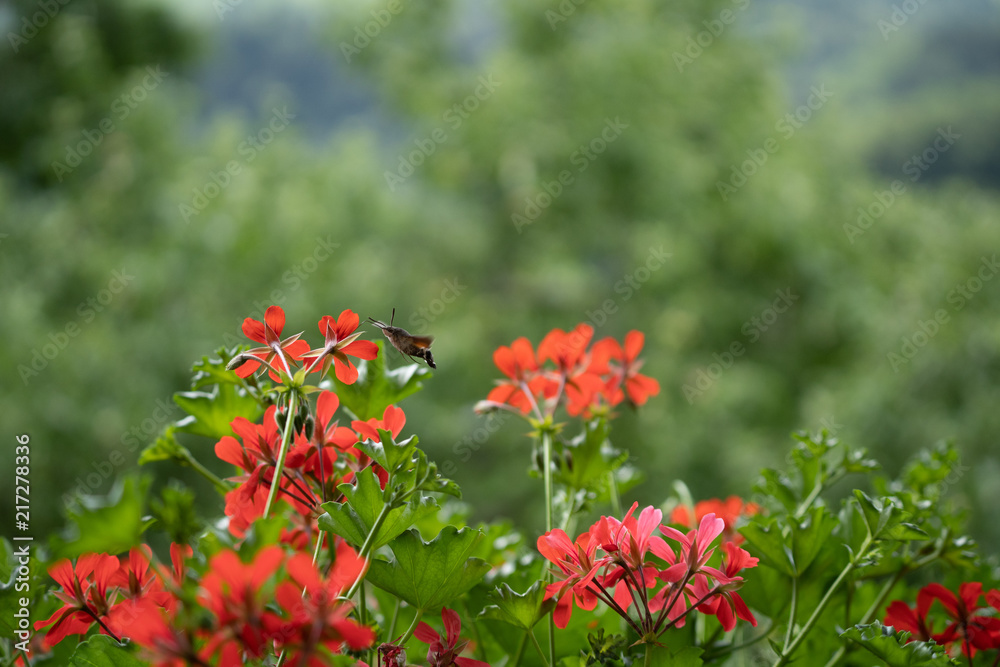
[120,598,205,667]
[34,553,121,648]
[200,546,287,664]
[414,608,490,667]
[537,528,608,628]
[215,406,317,536]
[274,542,374,664]
[538,324,606,415]
[923,582,1000,657]
[289,390,358,500]
[351,404,406,443]
[670,496,760,544]
[591,503,678,614]
[538,505,758,639]
[481,337,548,414]
[302,310,379,385]
[591,331,661,407]
[233,305,310,383]
[479,325,660,419]
[592,502,674,571]
[884,586,939,642]
[107,545,176,633]
[712,541,759,631]
[351,405,406,488]
[660,513,727,579]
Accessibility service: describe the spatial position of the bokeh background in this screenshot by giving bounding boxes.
[3,0,1000,551]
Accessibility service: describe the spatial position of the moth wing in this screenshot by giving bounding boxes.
[410,335,434,349]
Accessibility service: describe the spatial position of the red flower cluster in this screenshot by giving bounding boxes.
[414,608,490,667]
[35,543,372,666]
[234,306,378,385]
[670,496,760,545]
[538,503,758,639]
[885,582,1000,658]
[216,392,405,539]
[34,545,187,650]
[480,324,660,418]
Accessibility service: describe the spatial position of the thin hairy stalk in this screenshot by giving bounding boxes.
[263,391,298,519]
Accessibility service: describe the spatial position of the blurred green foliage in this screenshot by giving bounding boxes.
[2,0,1000,553]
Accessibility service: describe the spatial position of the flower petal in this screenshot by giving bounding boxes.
[343,339,379,360]
[264,306,286,336]
[334,355,359,385]
[624,330,645,361]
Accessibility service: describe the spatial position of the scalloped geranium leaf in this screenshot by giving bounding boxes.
[365,526,491,610]
[69,634,144,666]
[173,383,261,440]
[52,476,148,559]
[841,621,954,666]
[356,430,418,473]
[739,518,795,577]
[480,581,556,630]
[318,467,437,551]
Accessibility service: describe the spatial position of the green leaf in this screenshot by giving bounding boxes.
[318,468,437,551]
[789,506,838,575]
[69,634,145,666]
[356,430,418,473]
[901,441,960,494]
[886,522,930,542]
[148,481,201,545]
[754,469,798,513]
[558,416,628,493]
[739,518,795,576]
[643,645,704,667]
[841,622,954,666]
[853,490,924,542]
[52,476,149,559]
[190,348,247,390]
[391,447,462,499]
[332,340,429,420]
[137,425,188,465]
[842,447,880,475]
[0,541,24,637]
[365,526,491,609]
[479,581,556,630]
[173,382,262,440]
[0,538,12,582]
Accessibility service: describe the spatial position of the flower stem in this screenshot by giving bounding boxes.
[793,469,846,520]
[701,620,774,661]
[511,631,528,667]
[397,609,424,645]
[609,469,622,517]
[82,606,122,643]
[180,450,231,494]
[310,530,324,564]
[644,644,654,667]
[461,598,490,663]
[783,576,799,651]
[345,502,392,600]
[358,581,369,628]
[774,534,872,667]
[529,629,551,667]
[542,430,557,667]
[263,391,298,519]
[822,536,947,667]
[388,599,401,639]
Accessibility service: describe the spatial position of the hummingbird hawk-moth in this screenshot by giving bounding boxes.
[368,309,436,369]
